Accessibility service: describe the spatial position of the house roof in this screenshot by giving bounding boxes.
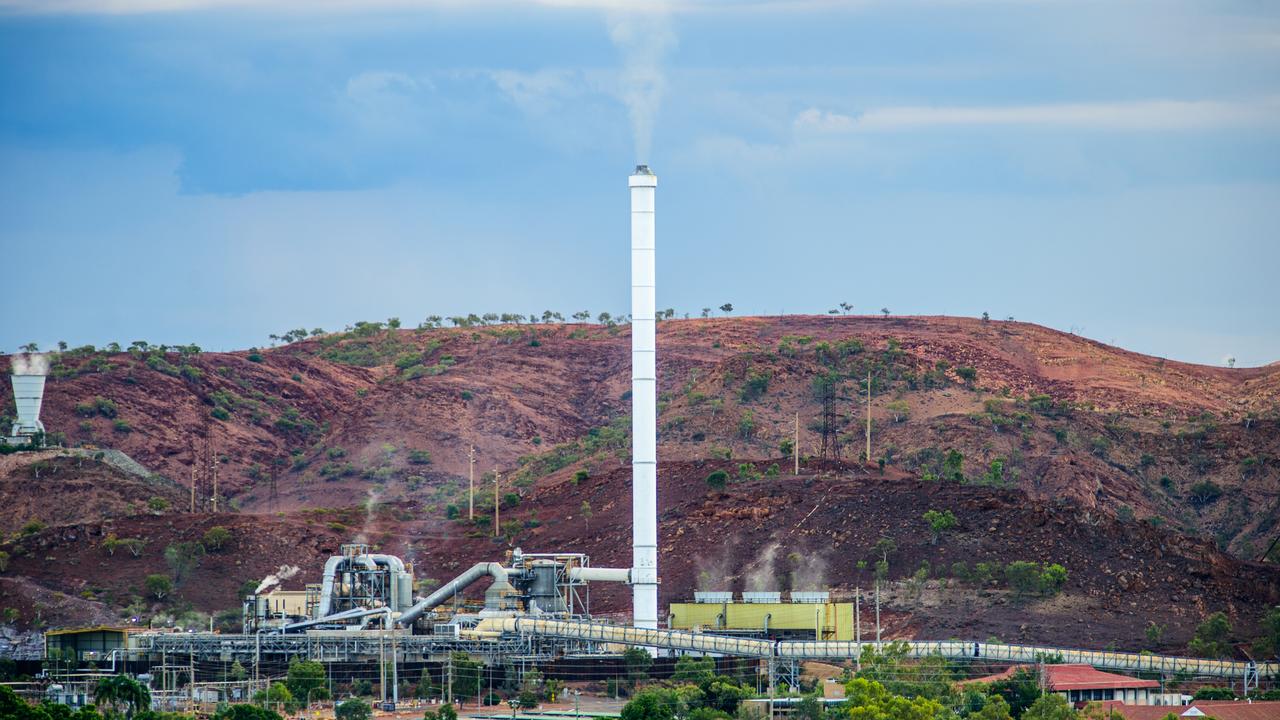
[1101,700,1280,720]
[963,664,1160,691]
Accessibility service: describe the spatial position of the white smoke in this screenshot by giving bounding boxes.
[11,353,49,376]
[607,3,676,162]
[255,564,300,594]
[744,542,781,592]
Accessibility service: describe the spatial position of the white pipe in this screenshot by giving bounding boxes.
[568,567,632,583]
[629,165,659,631]
[397,562,508,625]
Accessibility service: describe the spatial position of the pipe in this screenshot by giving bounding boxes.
[281,606,391,633]
[568,567,632,583]
[629,165,659,631]
[397,562,509,626]
[316,556,344,618]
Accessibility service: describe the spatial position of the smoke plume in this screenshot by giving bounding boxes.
[12,353,49,376]
[744,542,781,592]
[255,564,300,594]
[789,550,828,591]
[608,4,676,162]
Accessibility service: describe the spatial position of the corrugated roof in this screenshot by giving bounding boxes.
[963,664,1160,691]
[44,626,136,637]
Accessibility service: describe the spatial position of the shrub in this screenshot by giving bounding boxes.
[112,418,132,433]
[93,396,119,418]
[738,370,771,403]
[573,469,589,484]
[704,469,728,489]
[956,366,978,384]
[922,509,957,544]
[1039,564,1068,595]
[147,496,169,513]
[408,449,433,465]
[145,574,172,600]
[1005,561,1042,595]
[1189,480,1224,506]
[247,352,264,363]
[202,526,232,552]
[211,407,231,421]
[1189,612,1232,658]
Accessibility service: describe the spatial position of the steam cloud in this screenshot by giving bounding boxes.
[744,542,781,592]
[12,353,49,376]
[608,4,676,162]
[789,550,828,591]
[255,564,300,594]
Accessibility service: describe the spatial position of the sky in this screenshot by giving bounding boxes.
[1,0,1277,367]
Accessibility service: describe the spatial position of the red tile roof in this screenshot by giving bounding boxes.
[1103,700,1280,719]
[963,664,1160,691]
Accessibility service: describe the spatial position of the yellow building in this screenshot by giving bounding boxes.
[669,593,856,641]
[45,626,139,662]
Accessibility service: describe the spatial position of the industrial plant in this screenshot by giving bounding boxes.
[2,167,1276,720]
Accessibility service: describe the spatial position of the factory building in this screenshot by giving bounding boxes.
[669,592,857,641]
[45,626,138,663]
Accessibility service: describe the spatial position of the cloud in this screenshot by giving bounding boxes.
[794,97,1280,133]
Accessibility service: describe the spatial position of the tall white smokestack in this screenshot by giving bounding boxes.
[629,165,659,630]
[10,353,48,442]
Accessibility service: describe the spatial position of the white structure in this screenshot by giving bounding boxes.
[629,165,659,630]
[9,355,48,444]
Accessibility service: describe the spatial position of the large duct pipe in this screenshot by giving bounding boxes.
[397,562,511,625]
[629,165,659,630]
[568,567,632,583]
[9,355,48,440]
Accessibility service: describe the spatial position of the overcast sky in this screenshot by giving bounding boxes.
[1,0,1277,366]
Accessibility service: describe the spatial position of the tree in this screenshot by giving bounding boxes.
[20,343,38,352]
[580,500,593,531]
[94,675,151,718]
[879,308,889,318]
[718,304,733,315]
[922,509,957,545]
[335,699,372,720]
[144,574,173,600]
[1189,611,1233,658]
[163,541,205,583]
[701,308,711,318]
[622,647,652,686]
[704,469,728,489]
[621,689,677,720]
[886,400,910,423]
[230,660,248,681]
[449,652,483,699]
[672,655,715,685]
[285,659,328,705]
[840,302,852,314]
[982,312,990,322]
[1021,694,1075,720]
[254,682,293,713]
[1005,561,1041,596]
[1254,605,1280,657]
[1039,564,1068,595]
[202,526,231,552]
[438,704,458,720]
[843,678,942,720]
[972,695,1013,720]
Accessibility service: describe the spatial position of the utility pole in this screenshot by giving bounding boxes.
[865,370,872,465]
[446,652,454,705]
[793,412,799,476]
[874,581,881,648]
[190,464,196,514]
[211,447,219,513]
[855,587,862,670]
[391,628,399,706]
[379,631,387,706]
[493,472,501,538]
[468,445,476,520]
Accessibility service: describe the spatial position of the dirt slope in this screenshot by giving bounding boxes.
[1,315,1278,655]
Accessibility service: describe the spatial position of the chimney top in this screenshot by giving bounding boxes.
[633,164,654,175]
